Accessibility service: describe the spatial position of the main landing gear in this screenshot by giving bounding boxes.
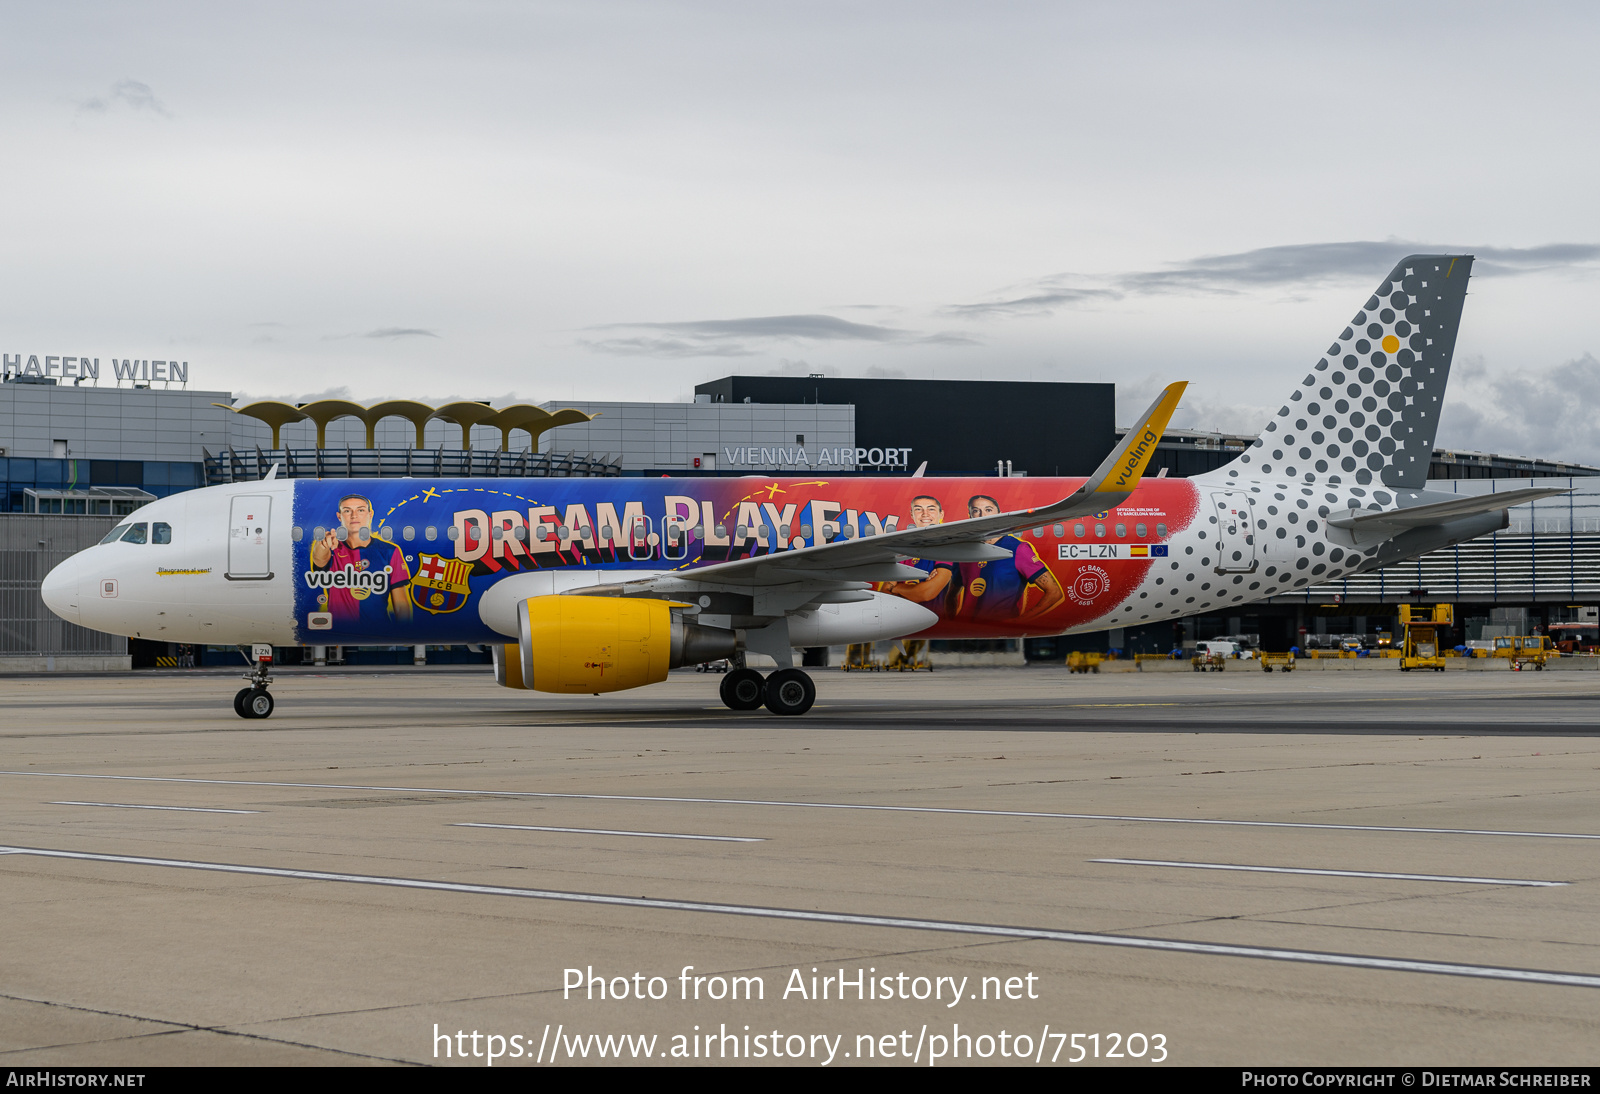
[719,666,816,716]
[234,644,276,719]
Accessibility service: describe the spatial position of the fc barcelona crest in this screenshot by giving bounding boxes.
[409,553,472,615]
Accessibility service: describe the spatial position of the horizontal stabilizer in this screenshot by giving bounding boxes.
[1326,487,1567,548]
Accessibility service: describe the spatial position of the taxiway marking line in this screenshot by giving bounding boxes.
[4,771,1597,841]
[2,843,1598,990]
[452,822,763,842]
[1092,858,1569,887]
[49,801,262,815]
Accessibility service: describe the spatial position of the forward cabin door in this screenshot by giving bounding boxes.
[227,496,273,579]
[1210,491,1257,574]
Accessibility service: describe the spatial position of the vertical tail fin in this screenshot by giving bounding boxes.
[1223,254,1473,490]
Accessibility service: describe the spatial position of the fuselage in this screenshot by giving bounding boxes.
[40,469,1455,651]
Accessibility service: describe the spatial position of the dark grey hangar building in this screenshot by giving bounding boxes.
[692,375,1118,478]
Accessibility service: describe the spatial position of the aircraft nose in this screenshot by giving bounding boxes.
[41,556,82,625]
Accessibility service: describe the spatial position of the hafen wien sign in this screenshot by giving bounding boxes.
[2,354,190,384]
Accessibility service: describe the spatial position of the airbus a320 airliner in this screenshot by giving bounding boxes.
[41,254,1563,717]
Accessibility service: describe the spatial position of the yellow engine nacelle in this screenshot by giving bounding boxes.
[492,595,737,694]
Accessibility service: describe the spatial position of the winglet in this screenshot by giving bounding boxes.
[1091,381,1186,493]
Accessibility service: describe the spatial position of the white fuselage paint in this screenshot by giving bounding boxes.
[41,482,299,646]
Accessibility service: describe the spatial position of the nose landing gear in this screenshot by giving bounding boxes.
[717,665,816,716]
[234,643,276,719]
[234,687,275,719]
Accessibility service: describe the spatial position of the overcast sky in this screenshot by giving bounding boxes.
[3,2,1598,462]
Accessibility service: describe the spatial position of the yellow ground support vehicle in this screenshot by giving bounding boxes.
[1400,603,1450,672]
[841,643,881,671]
[1497,635,1553,671]
[885,639,932,672]
[1259,651,1295,672]
[1067,651,1102,674]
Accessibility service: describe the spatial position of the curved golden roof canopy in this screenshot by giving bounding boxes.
[215,399,596,452]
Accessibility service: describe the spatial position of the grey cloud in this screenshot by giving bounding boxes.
[113,79,170,116]
[323,327,440,340]
[363,327,439,339]
[585,335,757,358]
[764,358,836,377]
[941,286,1124,319]
[1438,353,1600,466]
[584,313,957,357]
[1116,374,1274,438]
[1125,241,1600,292]
[916,330,982,346]
[232,385,355,404]
[950,241,1600,318]
[631,314,907,341]
[78,78,171,117]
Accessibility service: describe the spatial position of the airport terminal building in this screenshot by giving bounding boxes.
[2,369,1596,669]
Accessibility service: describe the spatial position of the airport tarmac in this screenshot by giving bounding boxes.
[2,665,1599,1067]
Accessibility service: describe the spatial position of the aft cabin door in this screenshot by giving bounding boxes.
[1210,491,1257,574]
[227,496,273,580]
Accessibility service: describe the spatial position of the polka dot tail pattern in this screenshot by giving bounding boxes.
[1229,255,1474,492]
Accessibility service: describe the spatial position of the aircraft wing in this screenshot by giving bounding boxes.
[675,382,1187,586]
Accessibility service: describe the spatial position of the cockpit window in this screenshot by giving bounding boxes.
[120,522,149,544]
[100,524,132,545]
[153,522,172,545]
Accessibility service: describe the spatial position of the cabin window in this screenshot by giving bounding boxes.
[1074,524,1085,538]
[425,526,438,541]
[1052,524,1064,537]
[1115,523,1126,538]
[1156,522,1168,538]
[1033,526,1044,538]
[1135,522,1148,538]
[1094,523,1105,538]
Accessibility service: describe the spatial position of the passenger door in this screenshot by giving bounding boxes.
[227,495,273,579]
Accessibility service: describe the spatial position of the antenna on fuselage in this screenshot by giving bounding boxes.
[263,462,280,481]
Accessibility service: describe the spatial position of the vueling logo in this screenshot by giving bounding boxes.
[1106,428,1158,489]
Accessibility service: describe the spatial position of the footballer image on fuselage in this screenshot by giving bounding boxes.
[39,254,1567,718]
